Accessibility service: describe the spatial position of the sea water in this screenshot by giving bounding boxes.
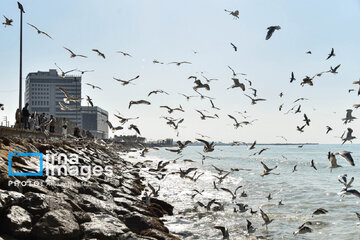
[123,144,360,240]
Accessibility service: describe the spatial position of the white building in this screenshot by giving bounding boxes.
[25,69,82,127]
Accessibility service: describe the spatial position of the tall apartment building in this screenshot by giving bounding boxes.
[81,106,109,139]
[25,69,82,127]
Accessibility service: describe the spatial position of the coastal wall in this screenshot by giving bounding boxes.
[0,136,179,240]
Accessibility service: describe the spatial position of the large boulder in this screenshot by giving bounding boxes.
[31,209,81,240]
[4,206,32,238]
[81,213,129,240]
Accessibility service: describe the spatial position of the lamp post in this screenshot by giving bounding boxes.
[17,2,25,111]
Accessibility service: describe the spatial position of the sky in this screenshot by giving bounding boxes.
[0,0,359,144]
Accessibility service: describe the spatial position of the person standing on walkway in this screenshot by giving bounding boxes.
[21,103,30,129]
[49,115,56,133]
[62,118,68,138]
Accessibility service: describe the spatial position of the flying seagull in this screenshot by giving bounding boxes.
[92,49,105,59]
[128,100,151,109]
[86,95,93,107]
[230,43,237,51]
[54,63,77,78]
[196,139,215,152]
[106,120,123,133]
[168,61,192,66]
[260,209,274,230]
[326,126,333,134]
[58,87,82,104]
[227,78,245,91]
[290,72,296,83]
[342,128,356,144]
[342,109,357,124]
[326,48,335,60]
[224,9,239,19]
[2,16,13,27]
[265,25,281,40]
[63,47,87,58]
[86,83,102,90]
[27,23,52,39]
[117,51,132,57]
[114,75,139,86]
[244,94,266,105]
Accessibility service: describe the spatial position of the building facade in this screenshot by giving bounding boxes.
[25,69,82,128]
[81,106,109,139]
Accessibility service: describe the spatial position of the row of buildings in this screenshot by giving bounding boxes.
[24,69,108,138]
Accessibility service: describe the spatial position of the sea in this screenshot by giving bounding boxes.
[122,144,360,240]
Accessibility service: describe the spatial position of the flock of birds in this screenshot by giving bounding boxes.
[2,3,360,239]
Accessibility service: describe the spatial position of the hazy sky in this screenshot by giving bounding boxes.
[0,0,359,143]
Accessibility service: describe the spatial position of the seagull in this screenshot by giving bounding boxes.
[178,93,198,101]
[77,70,94,75]
[260,209,274,230]
[338,174,354,189]
[292,165,297,173]
[58,87,82,103]
[339,188,360,198]
[293,222,312,235]
[334,151,355,166]
[265,25,281,40]
[290,72,296,83]
[153,59,164,64]
[148,183,160,197]
[230,42,237,51]
[2,16,13,27]
[266,193,272,201]
[328,152,342,169]
[214,226,229,239]
[295,105,302,114]
[301,76,314,86]
[297,125,306,133]
[27,23,52,39]
[306,51,312,54]
[235,203,248,213]
[86,83,102,90]
[114,75,139,86]
[54,63,77,78]
[92,49,105,59]
[0,103,4,110]
[63,47,87,58]
[247,219,256,234]
[353,79,360,96]
[326,48,335,60]
[342,128,356,144]
[196,110,216,120]
[194,89,215,100]
[279,104,284,111]
[148,89,169,96]
[58,102,75,111]
[117,51,132,57]
[228,78,245,91]
[168,61,191,66]
[248,140,257,150]
[294,98,309,103]
[86,95,93,107]
[196,139,215,152]
[114,114,139,124]
[244,94,266,105]
[326,126,333,134]
[224,9,239,19]
[228,115,241,129]
[106,120,123,133]
[196,199,217,211]
[228,65,246,77]
[303,114,311,126]
[342,109,357,124]
[312,208,328,216]
[202,75,218,83]
[128,100,151,109]
[260,161,278,177]
[220,186,243,200]
[129,124,141,135]
[311,160,317,170]
[160,105,184,114]
[329,64,341,74]
[210,100,220,110]
[355,212,360,225]
[193,80,210,91]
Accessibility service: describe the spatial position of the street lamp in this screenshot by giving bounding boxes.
[17,2,25,111]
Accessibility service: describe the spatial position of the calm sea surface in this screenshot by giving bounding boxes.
[123,144,360,240]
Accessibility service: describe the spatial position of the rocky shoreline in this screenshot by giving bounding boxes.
[0,136,179,240]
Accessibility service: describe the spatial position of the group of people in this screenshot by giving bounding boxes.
[15,103,68,136]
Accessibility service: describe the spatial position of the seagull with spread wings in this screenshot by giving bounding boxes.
[244,94,266,105]
[265,25,281,40]
[63,47,87,58]
[86,83,102,90]
[2,16,13,27]
[27,23,52,39]
[92,49,105,58]
[117,51,132,57]
[227,78,245,91]
[54,63,77,78]
[128,100,151,109]
[168,61,192,66]
[114,75,139,86]
[58,87,82,104]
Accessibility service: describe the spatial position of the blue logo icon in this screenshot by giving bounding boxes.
[8,150,43,176]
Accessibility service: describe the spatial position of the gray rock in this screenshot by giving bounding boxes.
[81,213,129,240]
[31,209,81,240]
[5,206,32,238]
